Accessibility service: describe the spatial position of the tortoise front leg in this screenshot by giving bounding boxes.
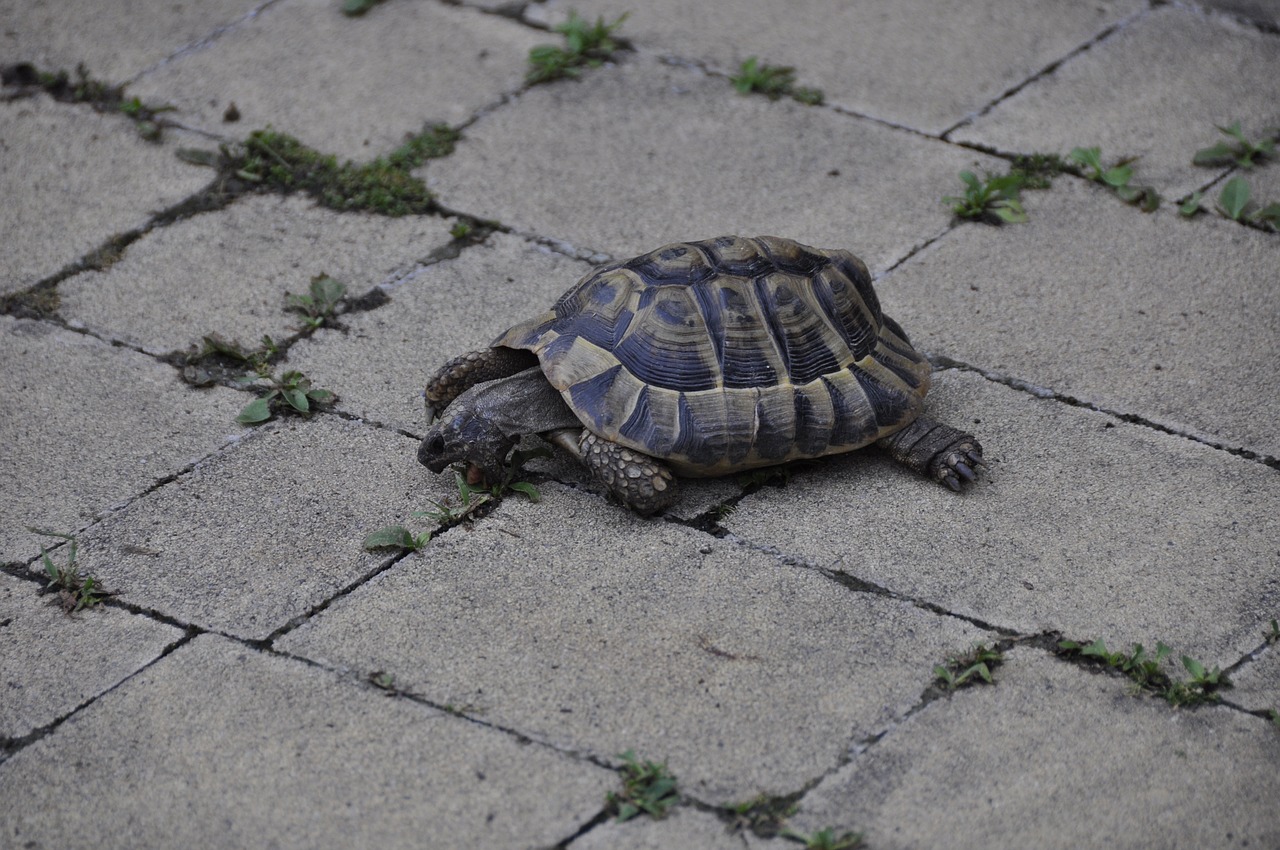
[424,346,537,421]
[579,432,678,515]
[876,416,984,491]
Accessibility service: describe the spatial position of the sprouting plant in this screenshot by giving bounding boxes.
[780,826,864,850]
[605,750,679,822]
[1069,147,1159,212]
[943,171,1027,224]
[235,369,336,424]
[1007,152,1070,189]
[727,794,799,836]
[286,274,347,330]
[449,220,473,240]
[1193,121,1278,169]
[1178,191,1206,218]
[731,57,823,105]
[934,643,1004,690]
[28,529,114,613]
[368,671,396,691]
[341,0,386,16]
[1057,638,1230,706]
[1213,176,1280,227]
[1265,618,1279,645]
[526,11,628,84]
[362,525,432,553]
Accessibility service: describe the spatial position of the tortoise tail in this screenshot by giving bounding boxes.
[876,416,984,491]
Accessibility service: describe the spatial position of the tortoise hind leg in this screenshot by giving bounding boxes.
[579,432,678,515]
[425,347,538,421]
[876,417,984,491]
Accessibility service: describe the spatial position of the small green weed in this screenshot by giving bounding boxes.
[780,827,864,850]
[1270,708,1279,729]
[5,62,174,141]
[1069,147,1159,212]
[235,369,336,424]
[726,794,798,836]
[28,529,114,613]
[362,525,431,553]
[1265,618,1279,645]
[527,11,628,85]
[368,671,396,691]
[943,171,1028,224]
[731,57,824,105]
[286,274,347,330]
[1193,121,1278,169]
[179,333,278,387]
[934,643,1004,690]
[341,0,386,16]
[606,750,679,822]
[1008,152,1070,189]
[449,221,473,240]
[1057,638,1230,706]
[1213,176,1280,227]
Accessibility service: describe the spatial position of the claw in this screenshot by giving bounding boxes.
[966,450,986,469]
[955,461,974,481]
[944,472,961,492]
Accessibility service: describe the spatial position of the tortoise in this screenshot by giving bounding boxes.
[419,235,982,513]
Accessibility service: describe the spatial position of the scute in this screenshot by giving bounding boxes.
[493,236,931,475]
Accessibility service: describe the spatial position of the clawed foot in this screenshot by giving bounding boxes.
[932,441,985,491]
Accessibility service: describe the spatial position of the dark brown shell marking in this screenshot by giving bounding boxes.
[495,236,931,476]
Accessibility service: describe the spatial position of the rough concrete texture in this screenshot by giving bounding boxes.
[279,483,986,803]
[0,315,246,564]
[879,178,1280,458]
[286,230,592,432]
[790,647,1280,850]
[426,54,1000,268]
[726,370,1280,663]
[0,0,260,83]
[0,572,181,740]
[0,634,613,850]
[0,97,210,294]
[63,416,438,640]
[529,0,1144,134]
[4,2,1278,846]
[59,194,453,356]
[955,5,1280,200]
[1192,0,1280,27]
[130,0,545,160]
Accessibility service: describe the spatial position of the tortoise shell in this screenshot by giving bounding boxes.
[495,235,932,477]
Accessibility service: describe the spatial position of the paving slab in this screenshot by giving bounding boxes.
[425,54,1002,269]
[0,0,259,83]
[278,482,986,804]
[0,315,246,565]
[529,0,1143,135]
[574,808,750,850]
[0,633,612,849]
[0,96,211,294]
[129,0,545,161]
[723,369,1280,664]
[1192,0,1280,27]
[1229,643,1280,714]
[59,193,451,357]
[61,415,435,640]
[0,572,182,740]
[286,231,591,432]
[788,646,1280,850]
[878,178,1280,458]
[954,5,1280,200]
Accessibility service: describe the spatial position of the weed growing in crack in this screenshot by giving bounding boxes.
[731,57,824,105]
[235,369,336,425]
[286,274,347,331]
[1265,619,1279,645]
[934,643,1004,690]
[726,793,799,836]
[606,750,679,822]
[526,11,628,85]
[341,0,387,16]
[1068,147,1159,212]
[1,62,174,141]
[28,529,114,613]
[780,826,864,850]
[1056,638,1230,706]
[362,525,432,553]
[944,171,1028,224]
[1193,121,1278,169]
[368,671,397,692]
[1211,177,1280,227]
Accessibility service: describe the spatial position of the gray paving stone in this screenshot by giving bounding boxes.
[425,55,1000,270]
[0,572,181,740]
[723,370,1280,664]
[531,0,1142,134]
[286,231,591,433]
[0,0,258,82]
[1190,0,1280,27]
[789,646,1280,850]
[1229,642,1280,714]
[0,97,210,294]
[0,316,246,565]
[0,633,612,850]
[574,809,749,850]
[64,415,436,640]
[59,194,450,356]
[878,178,1280,458]
[954,5,1280,200]
[278,482,986,804]
[129,0,544,161]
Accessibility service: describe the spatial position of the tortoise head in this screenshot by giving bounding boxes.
[417,408,515,482]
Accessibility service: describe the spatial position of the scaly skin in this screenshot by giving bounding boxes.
[424,347,537,422]
[578,431,678,515]
[875,416,984,491]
